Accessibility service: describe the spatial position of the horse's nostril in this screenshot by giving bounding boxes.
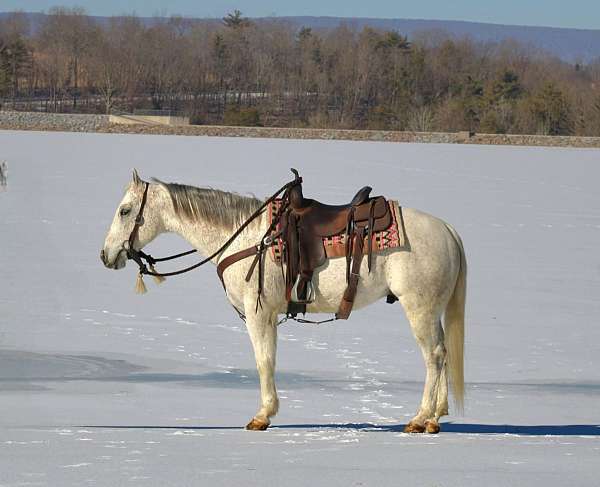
[100,249,106,264]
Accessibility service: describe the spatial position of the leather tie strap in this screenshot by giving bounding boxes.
[217,245,262,291]
[336,226,366,320]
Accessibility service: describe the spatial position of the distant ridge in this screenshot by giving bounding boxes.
[1,12,599,62]
[274,16,600,62]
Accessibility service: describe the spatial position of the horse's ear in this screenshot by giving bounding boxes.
[132,169,141,185]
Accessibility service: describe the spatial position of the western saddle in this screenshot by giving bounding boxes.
[280,170,392,319]
[216,169,393,321]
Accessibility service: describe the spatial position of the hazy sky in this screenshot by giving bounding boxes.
[2,0,600,30]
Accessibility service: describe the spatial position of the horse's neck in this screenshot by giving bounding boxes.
[161,207,264,263]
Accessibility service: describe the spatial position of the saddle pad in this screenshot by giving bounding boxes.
[268,199,406,264]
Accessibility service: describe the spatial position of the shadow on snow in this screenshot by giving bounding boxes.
[80,422,600,436]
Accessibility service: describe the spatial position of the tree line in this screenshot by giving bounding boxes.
[1,8,600,136]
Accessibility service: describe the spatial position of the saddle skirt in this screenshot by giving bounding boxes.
[268,198,406,264]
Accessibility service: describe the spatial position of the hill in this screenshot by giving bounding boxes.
[274,16,600,63]
[1,12,599,63]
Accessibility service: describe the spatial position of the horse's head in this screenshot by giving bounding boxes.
[100,170,163,270]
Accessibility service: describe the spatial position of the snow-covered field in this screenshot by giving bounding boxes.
[1,130,599,486]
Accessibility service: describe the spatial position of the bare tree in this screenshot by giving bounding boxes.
[3,10,598,134]
[37,7,98,110]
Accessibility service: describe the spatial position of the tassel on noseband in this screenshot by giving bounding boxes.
[149,264,166,284]
[135,273,148,294]
[130,260,164,294]
[133,266,164,294]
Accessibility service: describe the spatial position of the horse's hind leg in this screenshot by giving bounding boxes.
[403,309,446,434]
[435,363,449,421]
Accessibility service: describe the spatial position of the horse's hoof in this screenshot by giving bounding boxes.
[425,420,441,434]
[245,418,269,431]
[404,421,426,433]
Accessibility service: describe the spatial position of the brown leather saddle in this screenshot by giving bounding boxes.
[216,169,395,321]
[281,171,392,319]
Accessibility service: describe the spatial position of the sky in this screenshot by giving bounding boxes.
[1,0,600,30]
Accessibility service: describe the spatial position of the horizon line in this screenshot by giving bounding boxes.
[1,10,599,33]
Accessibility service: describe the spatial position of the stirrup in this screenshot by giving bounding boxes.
[290,275,316,304]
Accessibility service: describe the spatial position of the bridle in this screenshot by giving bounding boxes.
[123,172,298,285]
[123,181,198,276]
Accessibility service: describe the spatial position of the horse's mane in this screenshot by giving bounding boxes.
[152,179,262,230]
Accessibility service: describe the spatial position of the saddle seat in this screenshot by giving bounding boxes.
[289,184,372,211]
[288,185,389,236]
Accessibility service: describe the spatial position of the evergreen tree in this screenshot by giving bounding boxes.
[492,70,522,102]
[461,76,485,131]
[530,82,573,135]
[480,70,523,133]
[297,27,312,43]
[375,30,410,51]
[222,10,251,29]
[0,36,30,98]
[0,40,8,94]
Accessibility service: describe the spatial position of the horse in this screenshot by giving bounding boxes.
[100,170,466,434]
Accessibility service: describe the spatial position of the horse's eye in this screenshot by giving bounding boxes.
[120,207,131,217]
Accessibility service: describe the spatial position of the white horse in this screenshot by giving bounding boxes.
[101,171,466,434]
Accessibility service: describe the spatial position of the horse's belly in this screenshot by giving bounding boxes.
[306,255,390,313]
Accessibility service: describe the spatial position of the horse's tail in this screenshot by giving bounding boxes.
[444,224,467,413]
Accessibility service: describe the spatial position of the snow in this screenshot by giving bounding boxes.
[0,130,599,486]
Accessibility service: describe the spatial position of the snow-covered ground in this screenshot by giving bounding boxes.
[1,130,599,486]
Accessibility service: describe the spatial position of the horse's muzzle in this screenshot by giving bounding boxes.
[101,248,127,269]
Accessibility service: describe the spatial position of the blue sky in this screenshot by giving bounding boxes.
[2,0,600,30]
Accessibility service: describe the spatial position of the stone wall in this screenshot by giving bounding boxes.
[0,111,109,132]
[1,111,600,148]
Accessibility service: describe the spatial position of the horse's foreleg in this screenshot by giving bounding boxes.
[244,308,279,431]
[404,313,446,434]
